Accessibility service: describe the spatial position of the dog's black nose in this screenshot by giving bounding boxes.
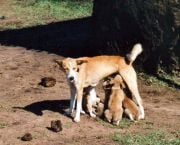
[69,77,74,81]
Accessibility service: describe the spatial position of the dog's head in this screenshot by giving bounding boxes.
[55,58,87,83]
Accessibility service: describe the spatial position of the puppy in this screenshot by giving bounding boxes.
[123,97,139,121]
[104,75,125,125]
[82,87,100,117]
[57,43,144,122]
[103,74,139,122]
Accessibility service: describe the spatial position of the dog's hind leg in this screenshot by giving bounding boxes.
[119,67,145,120]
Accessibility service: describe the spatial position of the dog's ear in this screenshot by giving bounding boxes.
[54,59,62,68]
[76,59,88,65]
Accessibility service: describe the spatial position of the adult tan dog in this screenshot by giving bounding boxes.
[57,43,144,122]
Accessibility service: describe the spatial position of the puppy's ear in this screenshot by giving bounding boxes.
[76,59,88,65]
[54,59,62,68]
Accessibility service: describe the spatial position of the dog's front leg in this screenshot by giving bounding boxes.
[68,84,77,115]
[74,88,83,122]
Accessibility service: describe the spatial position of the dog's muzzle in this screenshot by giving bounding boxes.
[68,76,75,82]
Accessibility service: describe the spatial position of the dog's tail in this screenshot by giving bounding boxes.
[126,43,143,65]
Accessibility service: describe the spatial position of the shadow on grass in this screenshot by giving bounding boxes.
[13,99,70,117]
[0,17,96,57]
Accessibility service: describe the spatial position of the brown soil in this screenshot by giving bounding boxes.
[0,45,179,145]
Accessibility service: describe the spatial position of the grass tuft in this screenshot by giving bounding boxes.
[112,131,180,145]
[97,118,134,129]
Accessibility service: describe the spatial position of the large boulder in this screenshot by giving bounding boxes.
[92,0,180,76]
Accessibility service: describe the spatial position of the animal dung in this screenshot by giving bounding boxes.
[50,120,63,132]
[39,77,56,87]
[21,133,33,141]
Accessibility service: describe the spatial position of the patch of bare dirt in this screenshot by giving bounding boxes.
[0,45,179,145]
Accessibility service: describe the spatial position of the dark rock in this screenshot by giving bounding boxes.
[21,133,33,141]
[39,77,56,87]
[50,120,63,132]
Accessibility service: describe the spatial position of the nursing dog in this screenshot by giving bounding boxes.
[104,75,125,125]
[57,43,144,122]
[82,87,100,117]
[103,74,139,124]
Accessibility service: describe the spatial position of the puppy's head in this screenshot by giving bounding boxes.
[55,58,87,83]
[103,74,125,89]
[111,75,124,86]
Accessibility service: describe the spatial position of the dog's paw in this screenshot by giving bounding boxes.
[73,117,80,122]
[138,114,145,120]
[113,120,120,126]
[138,109,145,120]
[90,113,96,118]
[80,110,85,114]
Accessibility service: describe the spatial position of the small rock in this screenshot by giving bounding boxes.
[21,133,32,141]
[50,120,63,132]
[39,77,56,87]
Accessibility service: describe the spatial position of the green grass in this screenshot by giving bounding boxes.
[0,122,9,129]
[138,72,180,89]
[97,118,134,129]
[112,131,180,145]
[0,0,93,30]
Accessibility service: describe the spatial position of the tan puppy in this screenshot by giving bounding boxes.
[57,43,144,122]
[123,97,139,121]
[104,75,125,125]
[103,74,139,122]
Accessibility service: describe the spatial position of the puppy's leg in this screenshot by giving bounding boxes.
[124,108,134,121]
[86,97,95,117]
[119,67,145,119]
[74,88,83,122]
[68,84,76,115]
[113,109,123,126]
[104,109,112,123]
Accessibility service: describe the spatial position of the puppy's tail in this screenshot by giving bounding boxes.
[126,43,143,65]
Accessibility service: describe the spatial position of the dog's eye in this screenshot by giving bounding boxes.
[73,68,77,71]
[64,68,68,72]
[77,68,79,72]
